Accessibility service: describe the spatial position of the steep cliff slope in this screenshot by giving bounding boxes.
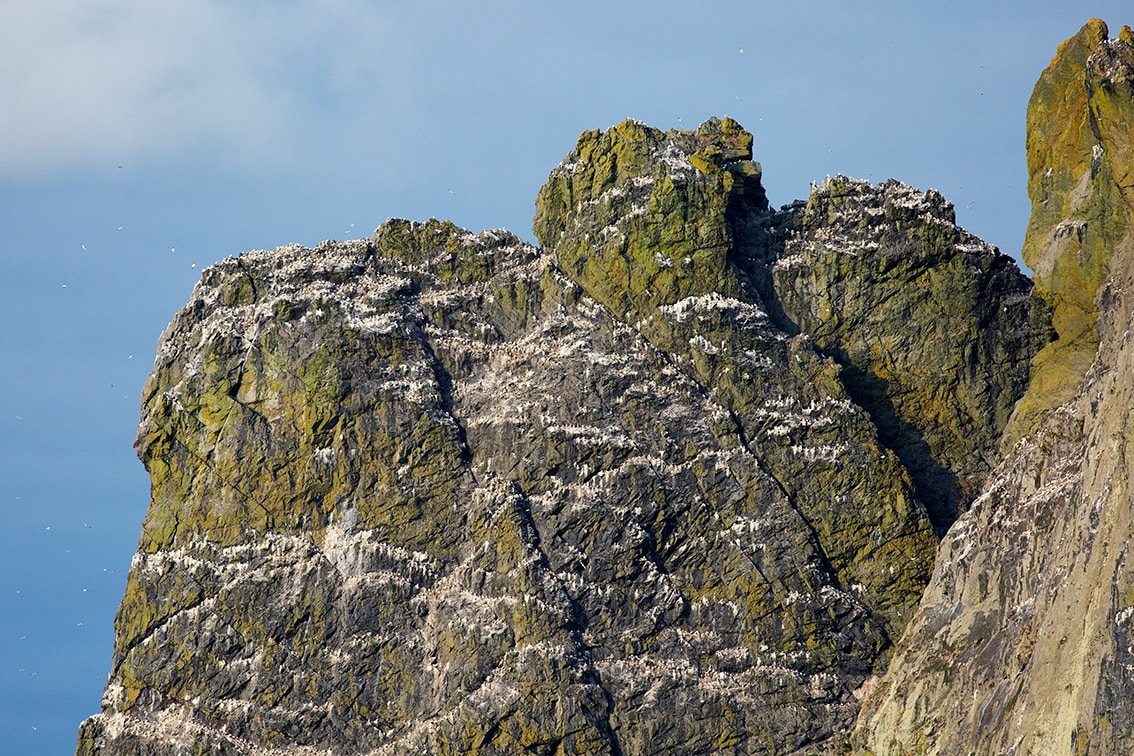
[77,117,1043,754]
[855,20,1134,755]
[758,177,1048,529]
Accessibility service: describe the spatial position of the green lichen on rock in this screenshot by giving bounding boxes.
[133,246,467,559]
[1010,18,1134,440]
[80,115,1045,755]
[533,117,766,323]
[635,293,937,644]
[853,20,1134,756]
[765,176,1049,527]
[535,119,939,649]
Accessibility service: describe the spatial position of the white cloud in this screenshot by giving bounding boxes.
[0,0,411,177]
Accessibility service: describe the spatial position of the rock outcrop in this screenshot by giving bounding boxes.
[759,177,1049,529]
[854,20,1134,755]
[76,83,1059,756]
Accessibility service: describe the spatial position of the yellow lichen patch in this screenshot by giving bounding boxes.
[1010,19,1134,441]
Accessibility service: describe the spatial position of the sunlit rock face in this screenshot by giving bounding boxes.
[855,20,1134,756]
[77,114,1045,754]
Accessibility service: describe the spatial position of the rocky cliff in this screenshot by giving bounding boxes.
[854,20,1134,755]
[75,21,1134,756]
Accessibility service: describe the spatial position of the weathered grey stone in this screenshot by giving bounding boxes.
[754,176,1049,529]
[78,111,1047,755]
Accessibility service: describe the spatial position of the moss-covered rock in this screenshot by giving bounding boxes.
[80,115,1042,754]
[1009,18,1134,440]
[853,20,1134,756]
[764,176,1049,528]
[533,117,766,323]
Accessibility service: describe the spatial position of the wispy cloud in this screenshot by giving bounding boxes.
[0,0,410,178]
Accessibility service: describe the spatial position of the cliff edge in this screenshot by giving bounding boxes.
[855,19,1134,755]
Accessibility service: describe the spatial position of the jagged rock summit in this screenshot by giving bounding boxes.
[74,19,1134,752]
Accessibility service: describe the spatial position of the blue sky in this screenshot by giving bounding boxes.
[1,2,1128,752]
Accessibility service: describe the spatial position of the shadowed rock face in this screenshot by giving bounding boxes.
[760,176,1049,531]
[77,115,1045,754]
[854,20,1134,756]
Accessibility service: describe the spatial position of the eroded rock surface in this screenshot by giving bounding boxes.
[761,176,1048,529]
[78,117,1044,754]
[854,20,1134,756]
